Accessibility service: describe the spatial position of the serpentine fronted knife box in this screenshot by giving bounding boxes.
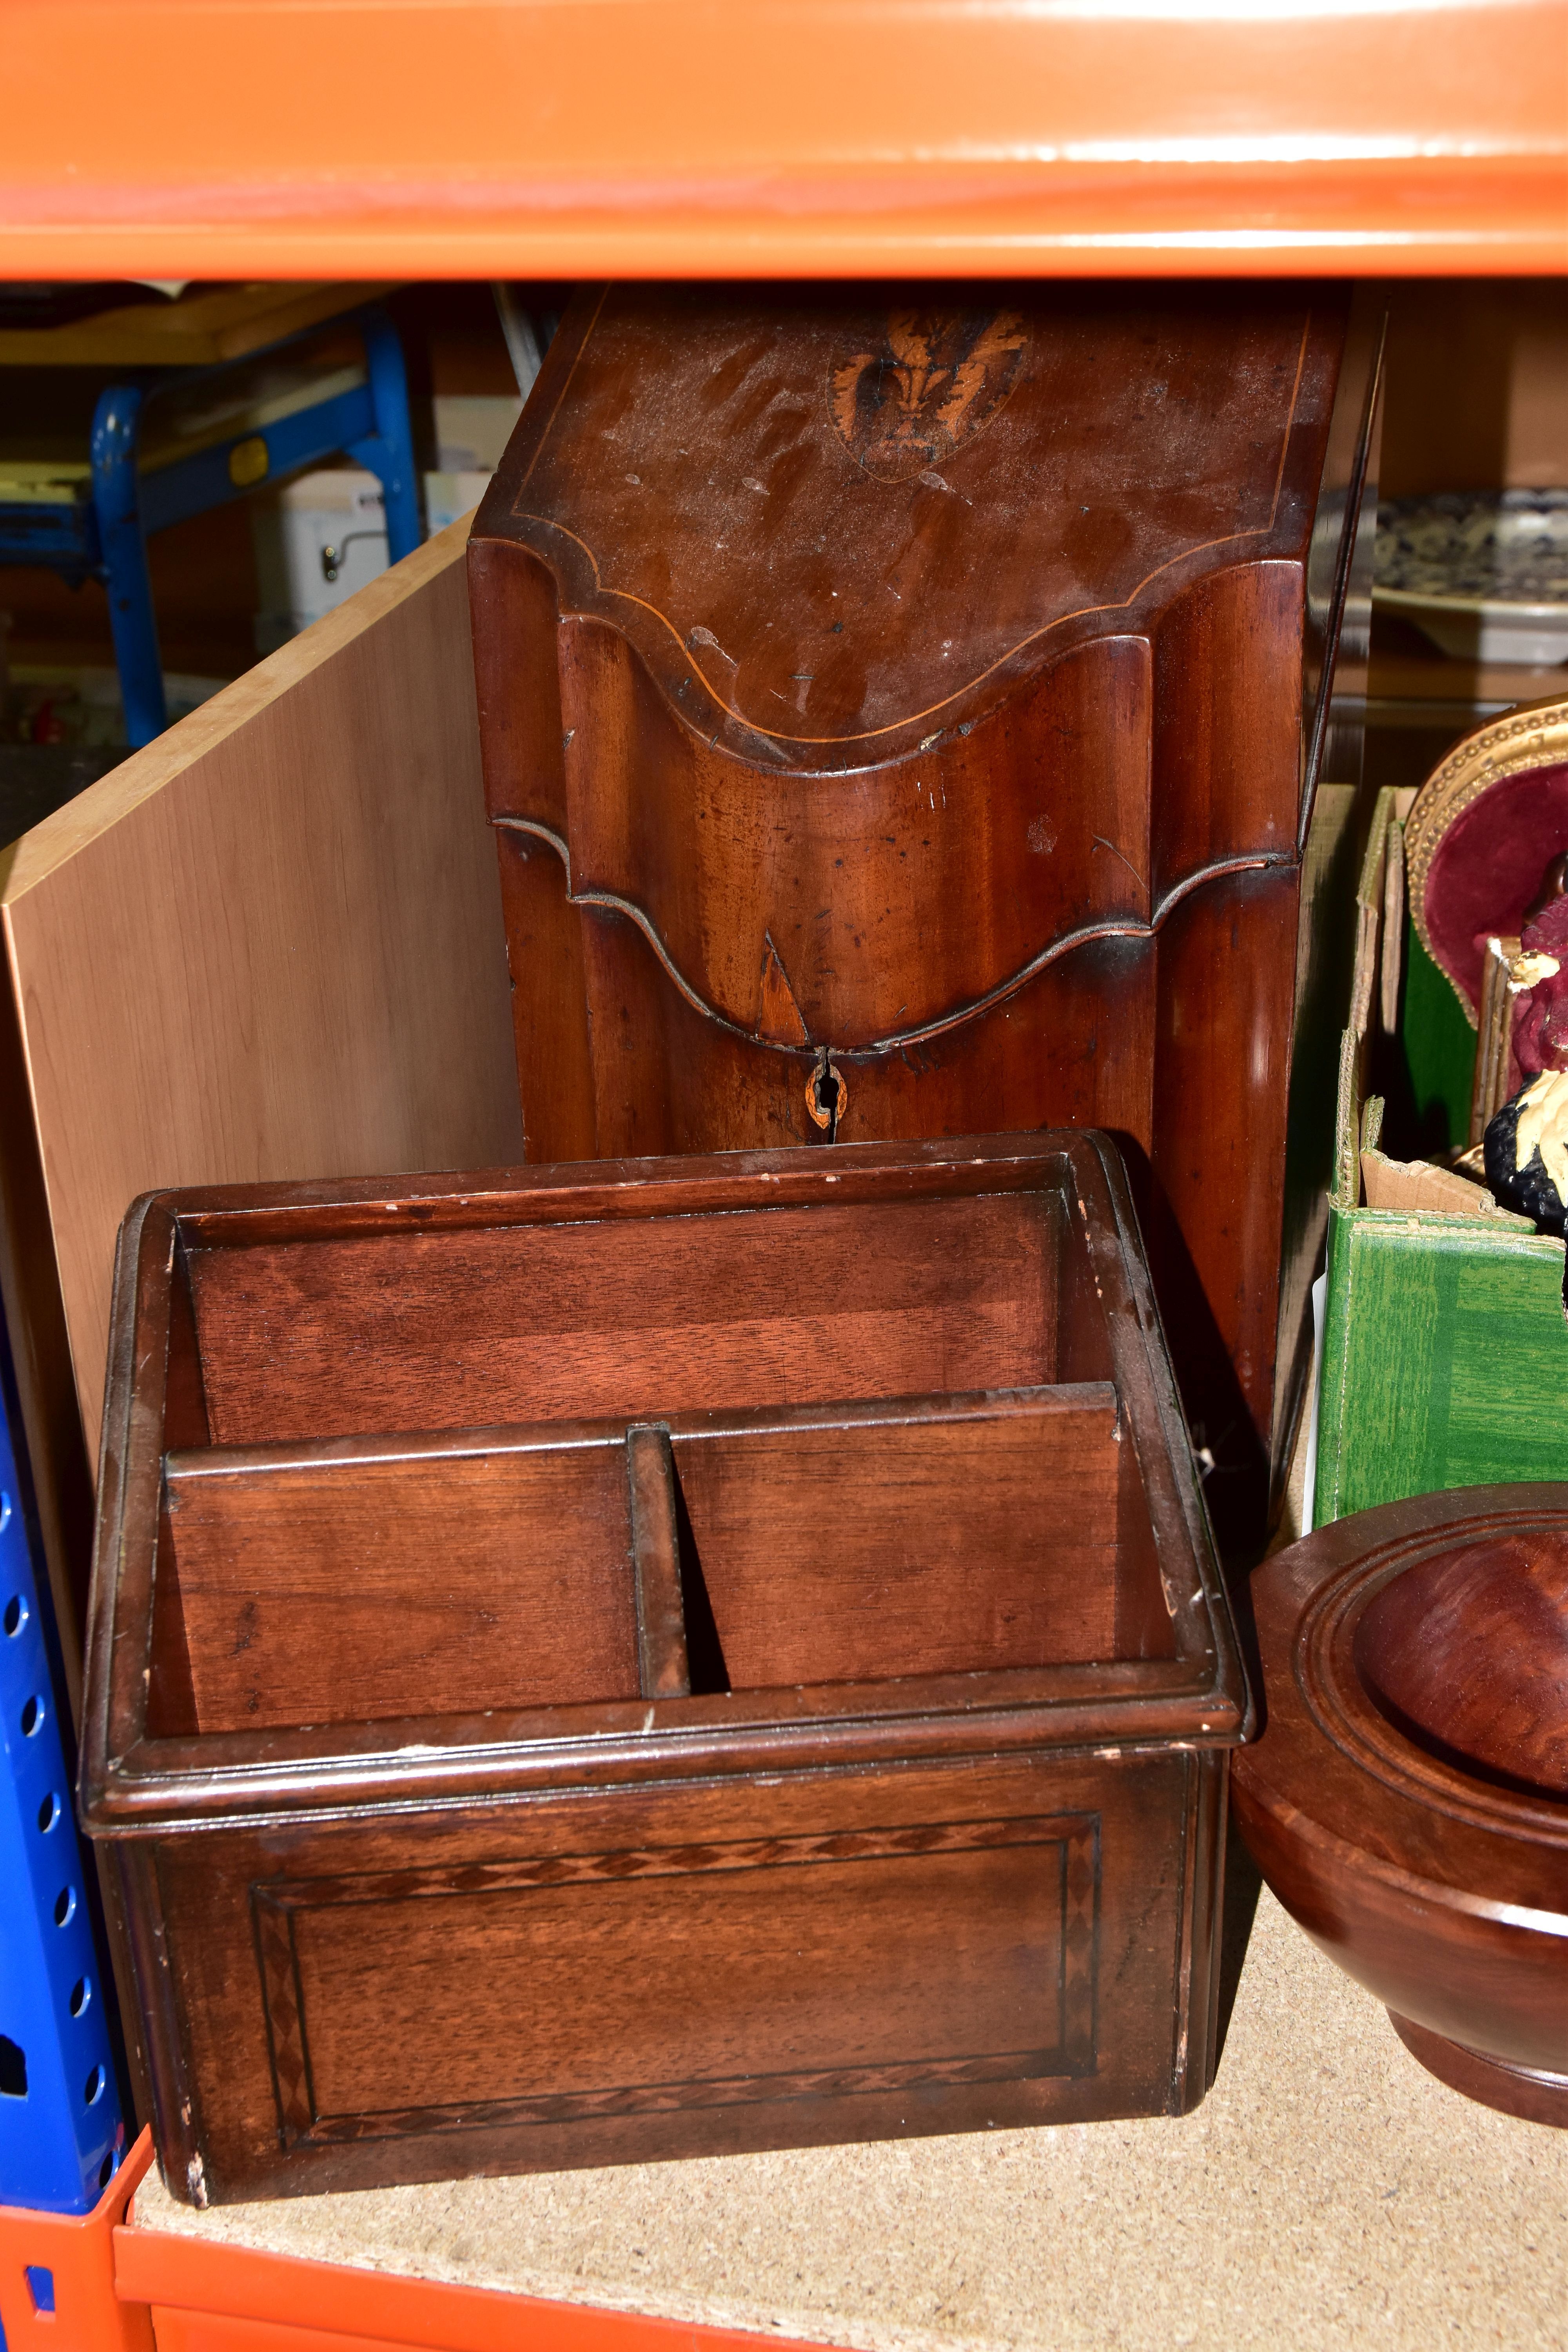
[467,283,1378,1518]
[80,1132,1247,2205]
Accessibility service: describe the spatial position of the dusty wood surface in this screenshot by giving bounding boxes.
[468,284,1377,1549]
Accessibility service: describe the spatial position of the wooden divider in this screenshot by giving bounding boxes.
[181,1191,1056,1446]
[148,1385,1139,1735]
[158,1434,643,1733]
[670,1389,1129,1687]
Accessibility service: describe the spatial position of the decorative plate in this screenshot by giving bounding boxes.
[1375,490,1568,666]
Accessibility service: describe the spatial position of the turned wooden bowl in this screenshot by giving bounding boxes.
[1232,1485,1568,2126]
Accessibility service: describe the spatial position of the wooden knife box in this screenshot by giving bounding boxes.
[80,1132,1248,2205]
[468,283,1381,1525]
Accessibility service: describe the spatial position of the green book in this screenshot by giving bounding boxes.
[1310,800,1568,1524]
[1313,1196,1568,1524]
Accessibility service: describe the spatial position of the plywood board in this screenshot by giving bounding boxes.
[0,515,523,1474]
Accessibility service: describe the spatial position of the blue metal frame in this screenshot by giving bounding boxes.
[3,302,421,751]
[0,1350,125,2213]
[88,385,163,751]
[0,490,94,583]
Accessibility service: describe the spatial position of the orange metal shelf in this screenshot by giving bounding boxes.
[5,0,1566,280]
[2,2130,834,2352]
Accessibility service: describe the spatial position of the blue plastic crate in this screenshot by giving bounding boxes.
[0,1370,124,2212]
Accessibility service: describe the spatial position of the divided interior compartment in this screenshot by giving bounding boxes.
[142,1178,1180,1740]
[176,1192,1059,1444]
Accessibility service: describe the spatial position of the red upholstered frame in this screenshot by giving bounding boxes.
[1421,760,1568,1018]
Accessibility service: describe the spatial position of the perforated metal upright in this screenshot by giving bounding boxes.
[0,1338,125,2214]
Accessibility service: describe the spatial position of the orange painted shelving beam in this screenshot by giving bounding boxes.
[3,2130,833,2352]
[5,0,1566,280]
[120,2212,831,2352]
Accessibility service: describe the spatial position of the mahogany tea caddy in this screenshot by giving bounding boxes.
[80,1132,1249,2203]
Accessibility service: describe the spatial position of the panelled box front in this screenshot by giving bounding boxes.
[131,1749,1214,2201]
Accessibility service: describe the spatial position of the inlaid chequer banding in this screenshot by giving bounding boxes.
[252,1813,1102,2146]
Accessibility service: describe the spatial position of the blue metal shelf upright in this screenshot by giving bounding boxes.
[0,1344,125,2215]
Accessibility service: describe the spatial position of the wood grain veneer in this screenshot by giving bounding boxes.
[156,1436,645,1734]
[183,1191,1054,1444]
[670,1392,1133,1689]
[151,1384,1133,1735]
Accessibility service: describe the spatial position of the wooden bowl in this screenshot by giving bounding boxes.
[1232,1485,1568,2127]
